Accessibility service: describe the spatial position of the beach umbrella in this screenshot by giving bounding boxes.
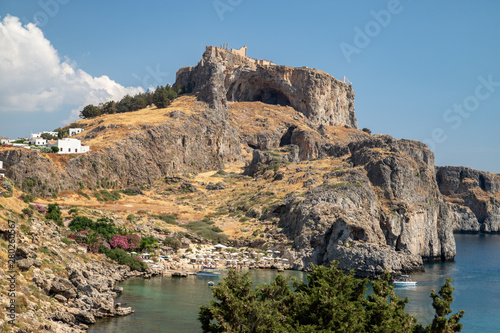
[267,250,273,253]
[274,251,280,254]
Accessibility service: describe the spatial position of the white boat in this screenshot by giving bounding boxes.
[393,275,417,286]
[196,270,221,278]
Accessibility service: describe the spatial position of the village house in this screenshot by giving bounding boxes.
[69,128,84,136]
[0,136,11,144]
[0,161,5,179]
[29,137,47,146]
[31,131,58,138]
[47,138,89,154]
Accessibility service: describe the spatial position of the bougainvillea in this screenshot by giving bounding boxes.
[110,235,130,250]
[33,204,47,214]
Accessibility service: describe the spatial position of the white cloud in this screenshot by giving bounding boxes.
[0,15,143,122]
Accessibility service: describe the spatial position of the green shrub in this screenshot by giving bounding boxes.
[123,187,143,196]
[20,193,35,203]
[46,203,63,226]
[139,236,158,252]
[98,190,121,201]
[163,237,181,252]
[155,214,178,225]
[61,237,73,245]
[185,220,228,244]
[106,248,147,271]
[77,189,90,199]
[22,207,34,218]
[69,216,94,232]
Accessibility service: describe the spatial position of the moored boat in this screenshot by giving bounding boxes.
[393,275,417,286]
[196,270,222,278]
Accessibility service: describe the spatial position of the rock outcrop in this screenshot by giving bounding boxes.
[436,166,500,232]
[176,46,357,128]
[273,135,456,276]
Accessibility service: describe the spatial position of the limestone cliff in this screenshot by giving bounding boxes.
[436,166,500,232]
[175,46,357,128]
[248,134,456,277]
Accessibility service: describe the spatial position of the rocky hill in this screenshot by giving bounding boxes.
[1,45,495,283]
[437,166,500,232]
[176,45,357,128]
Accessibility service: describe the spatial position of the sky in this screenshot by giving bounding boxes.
[1,1,499,172]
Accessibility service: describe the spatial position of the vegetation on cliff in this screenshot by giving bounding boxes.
[79,84,183,119]
[200,262,464,333]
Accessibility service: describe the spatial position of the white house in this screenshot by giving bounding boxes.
[69,128,84,136]
[31,131,58,138]
[29,137,47,146]
[0,161,4,179]
[47,138,89,154]
[0,137,10,144]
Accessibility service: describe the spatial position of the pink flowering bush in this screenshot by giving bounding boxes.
[126,234,141,250]
[87,234,110,254]
[74,230,88,245]
[33,204,47,214]
[110,235,130,250]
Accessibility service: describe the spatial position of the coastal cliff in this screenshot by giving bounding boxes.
[437,166,500,233]
[245,134,456,277]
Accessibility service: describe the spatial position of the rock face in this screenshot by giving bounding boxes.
[175,46,357,128]
[0,107,240,197]
[436,166,500,232]
[275,135,456,276]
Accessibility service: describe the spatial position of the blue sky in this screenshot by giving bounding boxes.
[1,1,499,172]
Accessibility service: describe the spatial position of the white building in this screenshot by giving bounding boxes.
[0,137,10,144]
[29,137,47,146]
[30,131,58,139]
[0,161,4,179]
[47,138,89,154]
[69,128,84,136]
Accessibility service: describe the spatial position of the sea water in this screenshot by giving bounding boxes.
[90,234,500,332]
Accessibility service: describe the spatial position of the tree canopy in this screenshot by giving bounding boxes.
[79,84,185,119]
[199,262,464,333]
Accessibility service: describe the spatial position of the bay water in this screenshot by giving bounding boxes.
[90,234,500,332]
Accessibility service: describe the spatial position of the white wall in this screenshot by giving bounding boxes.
[69,128,84,136]
[49,138,89,154]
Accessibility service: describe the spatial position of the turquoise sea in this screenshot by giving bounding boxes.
[90,234,500,332]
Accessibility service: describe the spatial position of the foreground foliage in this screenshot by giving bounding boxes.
[199,262,464,333]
